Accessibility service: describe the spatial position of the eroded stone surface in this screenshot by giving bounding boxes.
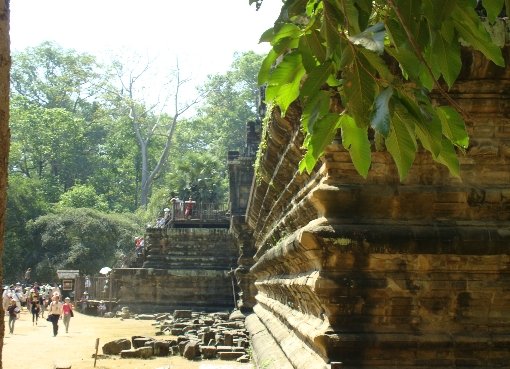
[238,44,510,369]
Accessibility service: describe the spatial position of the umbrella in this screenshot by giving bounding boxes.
[99,267,112,275]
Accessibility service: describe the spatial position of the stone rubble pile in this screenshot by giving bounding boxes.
[101,309,251,363]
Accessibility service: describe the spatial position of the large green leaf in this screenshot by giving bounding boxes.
[302,90,331,134]
[340,114,372,177]
[433,137,461,177]
[265,52,306,115]
[386,105,417,180]
[451,4,505,66]
[258,49,278,85]
[342,49,377,128]
[394,0,422,36]
[322,1,343,55]
[359,48,394,82]
[413,108,443,157]
[300,29,327,69]
[370,86,393,137]
[272,23,302,45]
[436,106,469,149]
[299,113,341,173]
[429,31,461,88]
[301,61,334,98]
[422,0,458,28]
[482,0,505,23]
[336,0,361,34]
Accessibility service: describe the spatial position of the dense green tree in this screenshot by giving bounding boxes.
[4,175,49,281]
[253,0,507,179]
[57,184,109,211]
[25,208,142,283]
[195,51,264,158]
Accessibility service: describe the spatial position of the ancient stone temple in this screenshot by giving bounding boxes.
[113,207,239,312]
[234,41,510,368]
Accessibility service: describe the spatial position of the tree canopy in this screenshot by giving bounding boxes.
[5,45,264,280]
[253,0,507,179]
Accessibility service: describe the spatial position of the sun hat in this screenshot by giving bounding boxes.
[65,297,70,301]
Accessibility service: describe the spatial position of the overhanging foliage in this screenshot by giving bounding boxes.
[255,0,507,179]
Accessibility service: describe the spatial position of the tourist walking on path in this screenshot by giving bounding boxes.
[62,297,74,333]
[7,299,19,334]
[47,294,63,336]
[30,290,41,325]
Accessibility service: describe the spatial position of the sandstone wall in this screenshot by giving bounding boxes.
[113,227,238,312]
[243,46,510,369]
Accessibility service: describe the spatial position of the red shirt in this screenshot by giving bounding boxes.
[62,302,73,315]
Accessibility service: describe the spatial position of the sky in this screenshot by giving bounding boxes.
[10,0,282,106]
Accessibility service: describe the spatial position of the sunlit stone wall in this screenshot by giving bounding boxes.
[243,46,510,369]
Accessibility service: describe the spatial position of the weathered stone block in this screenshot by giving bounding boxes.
[218,351,245,360]
[174,310,192,319]
[201,345,217,359]
[183,340,201,360]
[102,338,131,355]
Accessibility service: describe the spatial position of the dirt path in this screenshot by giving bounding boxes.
[3,308,253,369]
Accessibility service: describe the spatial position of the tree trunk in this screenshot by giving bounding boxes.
[0,1,10,366]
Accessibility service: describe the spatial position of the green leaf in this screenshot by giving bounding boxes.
[300,29,327,69]
[394,0,422,36]
[483,0,505,23]
[302,90,331,134]
[451,4,505,66]
[370,86,393,137]
[348,22,385,54]
[322,1,342,55]
[337,0,361,34]
[258,49,278,85]
[413,107,443,157]
[359,48,394,82]
[265,51,306,115]
[301,61,334,98]
[299,113,341,173]
[422,0,457,28]
[259,27,275,43]
[342,50,377,128]
[436,106,469,149]
[340,114,372,177]
[386,105,417,180]
[272,23,302,45]
[429,31,461,88]
[434,137,461,177]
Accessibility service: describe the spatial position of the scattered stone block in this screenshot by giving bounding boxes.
[138,346,153,359]
[178,340,189,356]
[237,354,251,363]
[173,310,192,319]
[218,351,245,360]
[102,338,132,355]
[132,336,153,348]
[224,332,234,346]
[216,345,235,352]
[171,328,183,335]
[153,341,170,356]
[201,331,216,345]
[183,340,201,360]
[120,349,140,359]
[201,345,217,359]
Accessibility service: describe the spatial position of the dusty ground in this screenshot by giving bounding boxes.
[3,308,253,369]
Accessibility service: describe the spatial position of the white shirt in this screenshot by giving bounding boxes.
[48,300,63,315]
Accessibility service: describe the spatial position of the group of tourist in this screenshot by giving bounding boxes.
[3,281,74,336]
[154,196,197,228]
